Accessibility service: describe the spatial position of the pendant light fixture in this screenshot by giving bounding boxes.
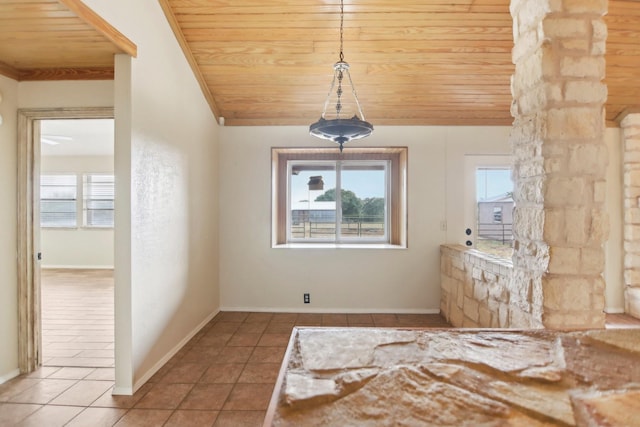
[309,0,373,152]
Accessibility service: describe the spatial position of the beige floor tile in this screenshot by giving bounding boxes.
[165,409,219,427]
[222,384,274,411]
[0,378,42,402]
[85,368,115,381]
[179,384,233,410]
[65,407,127,427]
[0,403,42,424]
[8,379,76,404]
[135,383,193,410]
[18,404,84,427]
[47,367,95,380]
[113,408,173,426]
[49,380,114,406]
[214,410,265,427]
[24,367,60,379]
[199,364,244,384]
[45,357,114,368]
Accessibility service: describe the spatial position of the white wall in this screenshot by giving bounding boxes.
[41,155,114,269]
[219,126,511,312]
[0,75,20,382]
[83,0,220,392]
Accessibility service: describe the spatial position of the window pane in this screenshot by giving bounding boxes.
[40,174,77,227]
[476,168,513,258]
[84,174,115,227]
[290,164,336,240]
[340,164,386,240]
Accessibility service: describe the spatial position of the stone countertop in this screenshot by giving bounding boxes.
[264,327,640,426]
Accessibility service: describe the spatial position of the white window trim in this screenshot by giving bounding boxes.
[82,173,115,229]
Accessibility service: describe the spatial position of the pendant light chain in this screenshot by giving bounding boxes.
[339,0,344,62]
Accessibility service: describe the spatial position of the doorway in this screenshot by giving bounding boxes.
[17,107,114,373]
[39,118,115,369]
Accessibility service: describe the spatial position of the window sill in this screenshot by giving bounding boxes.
[273,243,406,250]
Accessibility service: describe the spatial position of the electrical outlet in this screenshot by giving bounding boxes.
[303,293,310,304]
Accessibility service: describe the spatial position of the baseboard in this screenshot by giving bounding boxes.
[219,306,441,315]
[0,368,20,385]
[131,309,220,394]
[42,265,114,270]
[604,307,625,314]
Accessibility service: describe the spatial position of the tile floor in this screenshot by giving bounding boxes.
[0,311,451,426]
[3,269,639,426]
[41,269,114,368]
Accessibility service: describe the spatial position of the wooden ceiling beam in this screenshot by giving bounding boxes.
[57,0,137,57]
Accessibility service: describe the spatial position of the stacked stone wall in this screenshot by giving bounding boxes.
[508,0,608,329]
[621,113,640,319]
[441,245,525,328]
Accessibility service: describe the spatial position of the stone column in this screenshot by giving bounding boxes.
[621,112,640,319]
[510,0,608,329]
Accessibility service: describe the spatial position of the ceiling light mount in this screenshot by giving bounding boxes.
[309,0,373,152]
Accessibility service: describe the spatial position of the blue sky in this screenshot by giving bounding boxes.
[476,168,513,200]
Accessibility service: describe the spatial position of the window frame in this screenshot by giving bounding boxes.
[40,174,78,228]
[272,147,407,248]
[286,159,391,244]
[82,173,115,228]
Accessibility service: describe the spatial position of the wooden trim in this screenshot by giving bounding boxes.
[158,0,222,120]
[17,107,114,374]
[0,61,20,80]
[271,147,407,246]
[18,67,115,81]
[57,0,137,58]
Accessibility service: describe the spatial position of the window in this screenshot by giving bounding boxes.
[40,175,77,227]
[272,147,407,246]
[493,206,503,223]
[475,167,513,258]
[83,174,115,227]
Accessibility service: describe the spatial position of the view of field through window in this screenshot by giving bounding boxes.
[289,161,387,242]
[476,167,513,259]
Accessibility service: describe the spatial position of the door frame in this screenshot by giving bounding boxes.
[17,107,114,373]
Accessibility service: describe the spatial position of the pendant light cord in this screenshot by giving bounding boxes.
[339,0,344,62]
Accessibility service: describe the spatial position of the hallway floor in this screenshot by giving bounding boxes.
[41,269,114,368]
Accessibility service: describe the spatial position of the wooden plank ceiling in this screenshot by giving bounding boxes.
[0,0,638,127]
[0,0,136,80]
